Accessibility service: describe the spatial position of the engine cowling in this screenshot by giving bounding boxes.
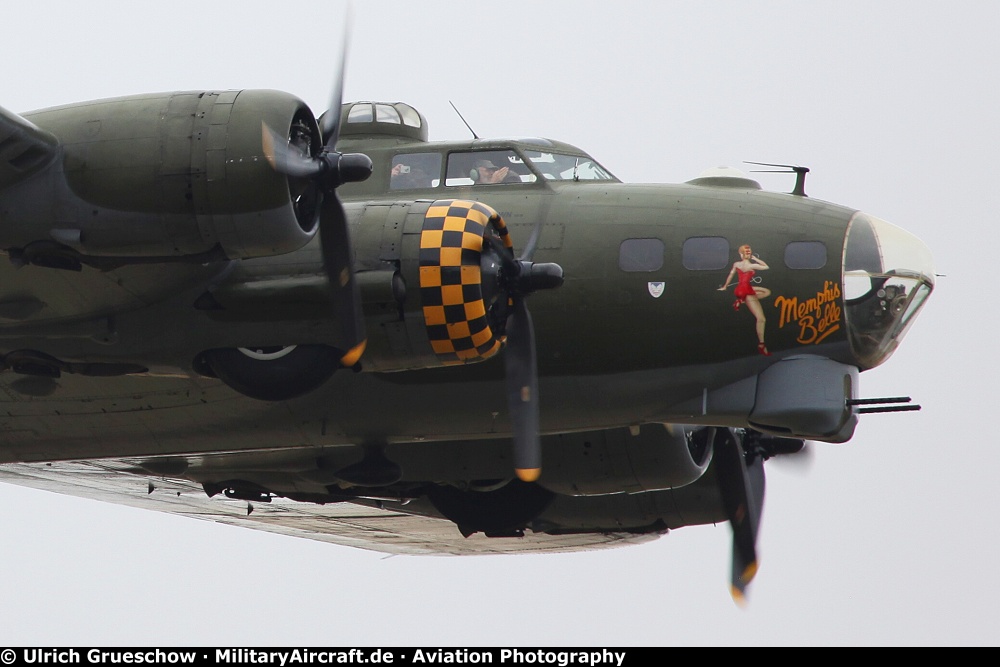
[13,90,321,260]
[419,424,715,536]
[413,199,512,365]
[538,423,714,495]
[358,199,517,372]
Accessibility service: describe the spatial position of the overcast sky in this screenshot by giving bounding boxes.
[0,0,995,646]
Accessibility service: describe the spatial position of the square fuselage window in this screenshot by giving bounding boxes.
[784,241,827,269]
[619,238,665,272]
[682,236,730,270]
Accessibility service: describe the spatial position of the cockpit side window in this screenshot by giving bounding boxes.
[390,153,441,190]
[522,150,614,181]
[446,150,530,186]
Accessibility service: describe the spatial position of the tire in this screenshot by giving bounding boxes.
[202,344,341,401]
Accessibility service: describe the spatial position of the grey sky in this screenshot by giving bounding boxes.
[0,0,995,646]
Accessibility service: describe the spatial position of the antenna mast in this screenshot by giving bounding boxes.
[449,101,480,139]
[745,161,810,197]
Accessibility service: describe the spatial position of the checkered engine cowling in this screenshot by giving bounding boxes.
[418,199,513,365]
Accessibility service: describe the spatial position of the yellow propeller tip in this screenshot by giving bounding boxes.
[340,341,367,367]
[742,561,759,584]
[729,586,748,607]
[515,468,541,482]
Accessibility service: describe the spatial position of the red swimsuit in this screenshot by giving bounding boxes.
[733,268,755,310]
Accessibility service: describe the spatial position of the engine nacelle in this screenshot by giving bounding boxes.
[415,424,714,536]
[539,423,714,496]
[357,199,515,372]
[195,198,516,398]
[10,90,321,260]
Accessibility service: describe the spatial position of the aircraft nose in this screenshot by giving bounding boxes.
[841,212,935,369]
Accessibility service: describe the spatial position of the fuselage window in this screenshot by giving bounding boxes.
[619,238,665,272]
[784,241,827,269]
[446,150,527,186]
[683,237,730,270]
[390,153,442,190]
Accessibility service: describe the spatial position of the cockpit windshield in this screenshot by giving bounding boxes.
[522,150,615,181]
[443,149,615,186]
[842,213,935,369]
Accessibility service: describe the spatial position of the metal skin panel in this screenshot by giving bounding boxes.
[749,355,859,441]
[24,91,292,215]
[6,91,318,259]
[539,424,712,496]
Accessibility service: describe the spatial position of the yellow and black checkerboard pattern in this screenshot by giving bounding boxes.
[419,200,512,365]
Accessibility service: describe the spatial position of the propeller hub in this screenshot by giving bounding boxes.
[335,152,374,185]
[514,261,564,295]
[319,151,373,189]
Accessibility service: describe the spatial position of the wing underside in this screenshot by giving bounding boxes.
[0,459,656,556]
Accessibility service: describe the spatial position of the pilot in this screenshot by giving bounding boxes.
[471,159,517,184]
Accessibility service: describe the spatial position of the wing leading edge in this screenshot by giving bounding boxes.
[0,106,59,191]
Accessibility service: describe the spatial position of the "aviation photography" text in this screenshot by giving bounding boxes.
[7,649,628,667]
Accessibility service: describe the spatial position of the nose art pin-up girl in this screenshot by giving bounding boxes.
[718,244,772,356]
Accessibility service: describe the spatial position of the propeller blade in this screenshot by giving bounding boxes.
[766,439,814,474]
[261,122,322,179]
[714,428,766,604]
[319,194,366,366]
[259,7,369,368]
[320,8,352,150]
[488,205,562,483]
[519,216,543,262]
[505,298,541,482]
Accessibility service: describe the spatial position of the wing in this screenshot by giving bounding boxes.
[0,365,704,558]
[0,455,658,556]
[0,105,59,191]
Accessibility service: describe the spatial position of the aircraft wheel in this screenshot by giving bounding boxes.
[426,479,555,537]
[201,344,341,401]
